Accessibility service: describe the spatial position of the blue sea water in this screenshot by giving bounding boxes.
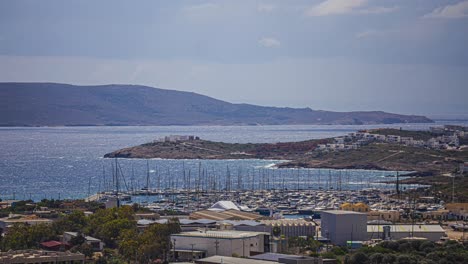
[0,122,465,201]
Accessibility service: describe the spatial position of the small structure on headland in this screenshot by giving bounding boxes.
[154,135,200,143]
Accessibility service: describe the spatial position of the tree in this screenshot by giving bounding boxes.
[70,233,86,246]
[86,206,137,248]
[369,253,384,264]
[0,223,56,250]
[272,226,281,237]
[118,229,139,262]
[350,252,368,264]
[382,254,396,264]
[52,210,87,234]
[73,243,94,258]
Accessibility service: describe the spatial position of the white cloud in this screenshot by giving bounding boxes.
[305,0,397,16]
[359,6,399,14]
[423,1,468,19]
[306,0,367,16]
[355,30,383,39]
[258,37,281,48]
[181,3,222,20]
[257,3,276,13]
[183,3,218,13]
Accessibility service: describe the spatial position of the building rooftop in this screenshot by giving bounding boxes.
[0,216,53,224]
[172,230,269,239]
[208,201,240,211]
[249,252,302,262]
[195,255,277,264]
[260,219,316,226]
[64,231,102,242]
[138,218,217,226]
[0,250,84,262]
[367,224,445,233]
[322,210,367,215]
[190,209,264,221]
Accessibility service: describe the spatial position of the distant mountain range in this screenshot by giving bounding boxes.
[0,83,433,126]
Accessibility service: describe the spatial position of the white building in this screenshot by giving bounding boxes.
[171,230,270,260]
[386,135,401,143]
[367,224,445,242]
[334,137,345,144]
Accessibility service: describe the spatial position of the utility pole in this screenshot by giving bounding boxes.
[242,238,245,257]
[190,243,195,261]
[172,238,176,262]
[215,239,219,255]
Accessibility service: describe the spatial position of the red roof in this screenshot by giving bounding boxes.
[41,240,65,248]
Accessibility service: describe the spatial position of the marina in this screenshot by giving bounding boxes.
[86,158,431,219]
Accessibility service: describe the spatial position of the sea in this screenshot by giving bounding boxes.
[0,121,466,201]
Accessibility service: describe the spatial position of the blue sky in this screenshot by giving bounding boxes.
[0,0,467,117]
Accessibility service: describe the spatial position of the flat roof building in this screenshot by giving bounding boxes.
[171,230,270,261]
[0,249,85,263]
[367,224,446,242]
[195,255,336,264]
[320,210,367,246]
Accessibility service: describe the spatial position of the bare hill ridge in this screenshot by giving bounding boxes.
[0,82,433,126]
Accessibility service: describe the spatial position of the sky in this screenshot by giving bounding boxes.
[0,0,467,118]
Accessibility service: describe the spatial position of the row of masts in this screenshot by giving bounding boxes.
[91,159,405,197]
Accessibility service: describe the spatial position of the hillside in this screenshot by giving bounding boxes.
[278,143,468,175]
[104,139,330,160]
[105,137,467,176]
[0,82,433,126]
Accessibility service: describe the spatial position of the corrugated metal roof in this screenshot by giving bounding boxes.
[172,230,269,239]
[190,209,263,221]
[220,220,263,226]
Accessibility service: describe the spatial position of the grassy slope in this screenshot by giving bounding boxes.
[104,139,330,160]
[279,143,468,174]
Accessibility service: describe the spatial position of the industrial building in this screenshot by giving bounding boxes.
[194,255,336,264]
[367,224,446,241]
[171,230,270,261]
[320,210,367,246]
[189,209,265,221]
[228,219,316,238]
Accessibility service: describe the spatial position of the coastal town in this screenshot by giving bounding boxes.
[2,0,468,262]
[1,126,467,263]
[316,125,467,152]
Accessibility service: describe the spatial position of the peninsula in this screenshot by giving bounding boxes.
[105,127,468,176]
[0,82,432,126]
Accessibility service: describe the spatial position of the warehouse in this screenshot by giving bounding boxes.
[229,219,316,238]
[171,230,270,261]
[320,210,367,246]
[367,224,446,242]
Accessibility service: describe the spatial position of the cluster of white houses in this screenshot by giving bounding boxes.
[316,125,466,152]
